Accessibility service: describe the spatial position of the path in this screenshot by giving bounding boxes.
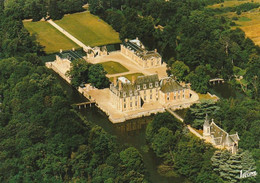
[47,19,91,52]
[166,108,203,139]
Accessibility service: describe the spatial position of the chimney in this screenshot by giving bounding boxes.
[136,37,138,40]
[113,77,117,86]
[119,80,122,90]
[154,49,157,53]
[60,49,63,53]
[132,75,136,84]
[72,47,75,51]
[125,38,128,42]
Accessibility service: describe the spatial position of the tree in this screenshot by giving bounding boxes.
[244,55,260,99]
[184,100,220,129]
[186,65,211,94]
[48,0,63,20]
[146,112,182,142]
[120,147,145,174]
[66,59,90,88]
[152,127,175,158]
[170,60,190,81]
[211,150,257,183]
[88,64,109,89]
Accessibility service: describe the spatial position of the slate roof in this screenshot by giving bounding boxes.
[113,74,159,98]
[135,74,159,88]
[123,39,161,60]
[210,121,239,146]
[118,83,139,98]
[160,77,184,93]
[58,50,83,61]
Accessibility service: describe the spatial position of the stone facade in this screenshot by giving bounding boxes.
[203,114,240,154]
[121,38,162,68]
[110,75,190,111]
[159,77,191,106]
[86,46,108,58]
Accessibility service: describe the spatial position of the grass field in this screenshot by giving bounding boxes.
[208,0,260,8]
[23,21,79,54]
[208,0,260,46]
[235,11,260,46]
[101,61,129,74]
[109,73,144,82]
[55,11,121,47]
[198,93,219,101]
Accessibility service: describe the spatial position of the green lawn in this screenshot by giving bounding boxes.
[101,61,129,74]
[238,16,252,22]
[109,73,144,82]
[23,21,79,54]
[55,11,121,47]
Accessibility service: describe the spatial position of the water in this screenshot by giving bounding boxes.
[209,83,245,100]
[53,71,186,183]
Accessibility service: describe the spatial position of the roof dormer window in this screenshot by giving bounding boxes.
[149,83,153,88]
[143,84,147,89]
[123,92,126,97]
[137,85,140,90]
[155,82,159,87]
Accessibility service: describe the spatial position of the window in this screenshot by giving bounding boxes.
[124,98,126,102]
[149,83,153,88]
[178,95,180,99]
[150,89,152,93]
[137,85,140,90]
[130,102,132,107]
[150,95,152,99]
[130,97,132,100]
[135,96,137,100]
[151,62,153,66]
[167,93,170,101]
[143,84,147,89]
[123,92,126,97]
[178,90,180,94]
[135,101,137,106]
[183,94,185,98]
[130,90,133,96]
[144,96,146,100]
[124,103,126,108]
[144,90,146,94]
[174,96,176,100]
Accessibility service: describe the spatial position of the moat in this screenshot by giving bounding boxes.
[54,71,186,183]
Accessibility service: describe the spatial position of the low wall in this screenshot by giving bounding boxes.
[46,62,71,83]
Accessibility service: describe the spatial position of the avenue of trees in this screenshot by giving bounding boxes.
[0,2,148,182]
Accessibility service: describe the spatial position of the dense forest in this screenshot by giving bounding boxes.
[1,0,259,182]
[0,1,148,182]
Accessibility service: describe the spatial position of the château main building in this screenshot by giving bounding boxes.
[121,38,162,68]
[110,74,191,112]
